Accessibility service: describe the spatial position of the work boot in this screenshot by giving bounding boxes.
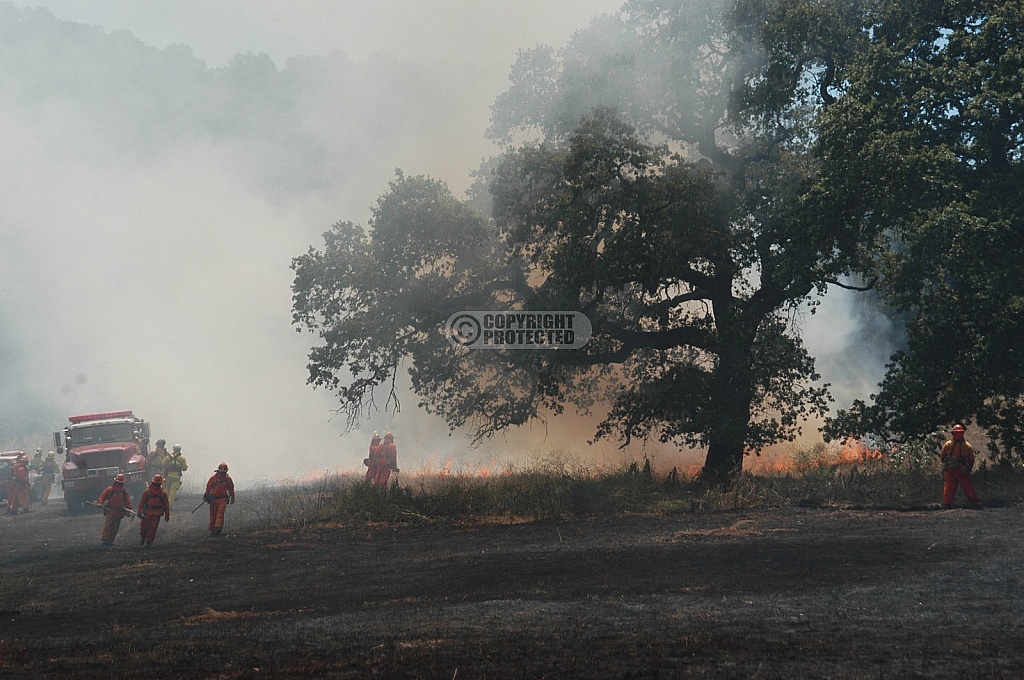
[139,537,146,545]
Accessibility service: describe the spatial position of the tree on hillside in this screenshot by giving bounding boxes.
[820,1,1024,459]
[292,0,883,482]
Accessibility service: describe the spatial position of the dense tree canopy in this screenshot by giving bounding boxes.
[293,0,887,482]
[819,0,1024,459]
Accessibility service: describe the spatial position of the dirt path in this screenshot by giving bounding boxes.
[2,494,1023,678]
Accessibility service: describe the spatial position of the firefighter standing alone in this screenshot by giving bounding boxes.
[204,462,235,536]
[940,424,981,509]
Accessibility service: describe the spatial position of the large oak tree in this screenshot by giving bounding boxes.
[292,0,882,481]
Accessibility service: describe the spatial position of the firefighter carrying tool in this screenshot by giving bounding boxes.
[204,462,235,536]
[86,499,138,519]
[91,472,136,546]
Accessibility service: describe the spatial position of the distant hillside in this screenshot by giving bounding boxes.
[0,3,497,193]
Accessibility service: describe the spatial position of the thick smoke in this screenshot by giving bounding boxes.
[0,2,894,485]
[0,2,639,485]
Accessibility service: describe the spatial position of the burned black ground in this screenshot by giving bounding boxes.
[2,492,1023,678]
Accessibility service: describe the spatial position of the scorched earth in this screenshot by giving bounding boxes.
[1,490,1022,678]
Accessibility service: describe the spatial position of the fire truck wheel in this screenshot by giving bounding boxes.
[64,491,86,514]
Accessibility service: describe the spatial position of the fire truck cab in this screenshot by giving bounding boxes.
[54,410,151,513]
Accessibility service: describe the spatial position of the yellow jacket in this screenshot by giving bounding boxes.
[161,452,188,476]
[940,439,975,472]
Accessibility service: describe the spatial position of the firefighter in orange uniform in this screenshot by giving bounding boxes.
[372,432,399,488]
[364,432,382,484]
[204,462,235,536]
[6,454,32,514]
[137,474,171,547]
[98,473,133,545]
[940,424,981,509]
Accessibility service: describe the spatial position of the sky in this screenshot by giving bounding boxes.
[10,0,625,69]
[0,0,894,488]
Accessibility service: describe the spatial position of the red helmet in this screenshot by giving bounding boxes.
[217,463,229,472]
[151,474,164,485]
[114,473,126,484]
[952,424,966,439]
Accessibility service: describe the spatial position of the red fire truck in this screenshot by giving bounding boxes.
[54,410,151,513]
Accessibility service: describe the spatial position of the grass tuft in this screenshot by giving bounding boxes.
[235,444,1024,531]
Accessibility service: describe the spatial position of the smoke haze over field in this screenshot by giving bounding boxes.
[0,1,894,485]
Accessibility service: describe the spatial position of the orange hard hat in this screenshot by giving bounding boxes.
[151,474,164,484]
[217,462,229,472]
[114,473,126,484]
[952,424,966,439]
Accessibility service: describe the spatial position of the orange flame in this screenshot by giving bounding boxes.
[838,436,883,462]
[749,456,797,474]
[750,437,884,474]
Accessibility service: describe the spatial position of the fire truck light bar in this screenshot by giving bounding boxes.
[68,410,134,423]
